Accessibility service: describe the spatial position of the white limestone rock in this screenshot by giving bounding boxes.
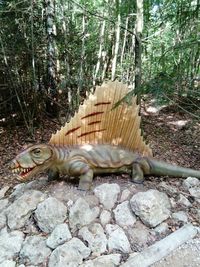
[177,194,192,207]
[100,210,111,226]
[78,223,107,256]
[106,224,131,253]
[189,187,200,199]
[20,235,51,265]
[158,181,177,195]
[69,198,99,232]
[48,237,91,267]
[10,177,48,200]
[127,222,153,251]
[120,189,131,203]
[6,190,46,230]
[172,211,188,223]
[154,222,169,235]
[183,177,200,190]
[0,228,24,263]
[113,201,136,228]
[130,189,171,227]
[80,254,121,267]
[0,260,16,267]
[0,198,9,212]
[0,186,9,199]
[46,223,72,249]
[94,183,120,210]
[0,212,6,229]
[34,197,68,233]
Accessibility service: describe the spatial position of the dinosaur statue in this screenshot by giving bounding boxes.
[10,81,200,190]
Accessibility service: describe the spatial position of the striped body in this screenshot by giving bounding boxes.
[10,143,200,191]
[49,144,140,176]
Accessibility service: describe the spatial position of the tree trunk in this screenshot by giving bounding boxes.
[46,0,58,116]
[135,0,143,105]
[111,0,121,81]
[93,20,106,86]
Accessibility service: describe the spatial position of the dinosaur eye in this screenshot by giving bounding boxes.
[33,148,41,155]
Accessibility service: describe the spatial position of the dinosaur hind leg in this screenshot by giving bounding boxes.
[131,163,144,184]
[78,169,94,191]
[131,158,151,184]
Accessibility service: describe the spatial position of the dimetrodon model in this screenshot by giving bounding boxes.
[10,81,200,190]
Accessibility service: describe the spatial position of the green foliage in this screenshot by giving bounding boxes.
[0,0,199,130]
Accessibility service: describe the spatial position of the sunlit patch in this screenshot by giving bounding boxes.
[111,137,122,145]
[168,120,188,127]
[81,144,93,151]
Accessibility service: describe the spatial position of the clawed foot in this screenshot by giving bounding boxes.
[78,181,92,191]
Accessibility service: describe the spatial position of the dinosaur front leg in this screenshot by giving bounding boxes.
[67,159,94,191]
[47,169,60,181]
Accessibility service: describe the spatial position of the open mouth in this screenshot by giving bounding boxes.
[11,167,35,179]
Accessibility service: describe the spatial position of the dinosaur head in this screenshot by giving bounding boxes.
[10,144,54,182]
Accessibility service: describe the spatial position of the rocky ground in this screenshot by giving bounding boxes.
[0,102,200,266]
[0,176,200,266]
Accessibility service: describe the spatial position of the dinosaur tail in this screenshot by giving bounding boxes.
[147,158,200,179]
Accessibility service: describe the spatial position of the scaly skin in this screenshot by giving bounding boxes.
[10,143,200,190]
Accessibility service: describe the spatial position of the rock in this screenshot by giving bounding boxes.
[106,224,131,253]
[189,187,200,199]
[183,177,200,190]
[20,235,51,265]
[69,198,99,232]
[177,194,192,207]
[78,223,107,256]
[0,228,24,263]
[48,237,91,267]
[158,182,177,196]
[10,183,26,199]
[172,211,188,223]
[196,209,200,222]
[34,197,68,233]
[0,198,9,212]
[46,223,72,249]
[130,189,171,227]
[100,210,111,226]
[6,190,46,230]
[113,201,136,228]
[94,183,120,210]
[0,260,16,267]
[80,254,121,267]
[127,222,153,251]
[154,222,169,235]
[0,213,6,229]
[120,189,131,203]
[170,197,177,208]
[83,195,99,207]
[10,177,48,199]
[0,186,9,199]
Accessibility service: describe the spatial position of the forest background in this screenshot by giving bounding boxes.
[0,0,199,135]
